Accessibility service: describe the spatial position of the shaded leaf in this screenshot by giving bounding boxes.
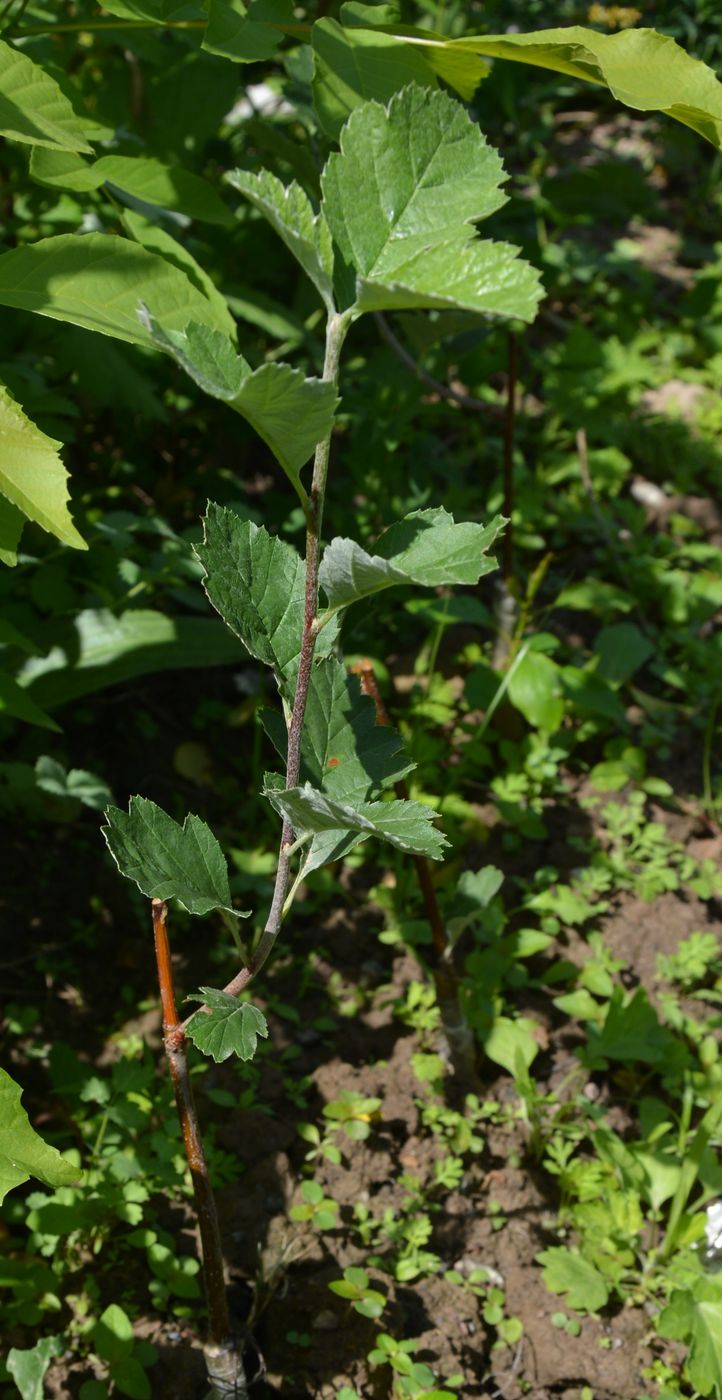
[195,505,339,693]
[103,796,245,917]
[537,1246,609,1313]
[0,39,92,152]
[321,85,542,321]
[319,508,504,611]
[263,775,448,860]
[226,168,335,311]
[0,234,232,347]
[593,622,654,687]
[203,0,294,62]
[0,383,86,550]
[16,609,245,710]
[0,1068,80,1205]
[312,17,439,139]
[186,989,268,1062]
[0,668,60,731]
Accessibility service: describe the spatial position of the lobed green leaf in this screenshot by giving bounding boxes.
[195,506,339,693]
[186,990,268,1062]
[102,796,245,918]
[320,85,542,320]
[263,776,448,860]
[319,507,504,611]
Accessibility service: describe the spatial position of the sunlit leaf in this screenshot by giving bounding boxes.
[321,85,542,320]
[226,168,335,311]
[537,1246,609,1313]
[195,505,339,693]
[30,148,232,225]
[0,234,233,347]
[0,383,86,551]
[319,508,504,611]
[186,989,268,1062]
[263,775,448,859]
[0,1068,80,1205]
[0,39,92,152]
[658,1280,722,1395]
[6,1335,63,1400]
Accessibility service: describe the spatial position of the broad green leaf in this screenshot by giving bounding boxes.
[121,212,236,341]
[186,989,268,1062]
[0,39,92,153]
[0,1068,80,1204]
[263,656,412,802]
[100,0,204,16]
[321,85,542,321]
[143,319,337,499]
[445,866,503,943]
[93,1305,134,1366]
[30,148,232,225]
[658,1281,722,1395]
[319,508,504,612]
[483,1015,540,1075]
[0,234,233,347]
[203,0,294,61]
[195,506,339,693]
[6,1335,63,1400]
[0,384,86,551]
[537,1246,610,1314]
[312,17,438,140]
[593,622,654,687]
[15,609,245,710]
[226,168,335,312]
[263,776,448,860]
[103,796,246,917]
[108,1358,150,1400]
[443,26,722,152]
[585,988,682,1068]
[507,651,564,731]
[313,17,487,139]
[0,494,24,566]
[0,668,60,731]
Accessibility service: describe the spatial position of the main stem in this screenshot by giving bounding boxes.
[152,900,247,1398]
[202,311,349,1010]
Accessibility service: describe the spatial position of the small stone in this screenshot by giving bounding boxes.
[583,1081,600,1102]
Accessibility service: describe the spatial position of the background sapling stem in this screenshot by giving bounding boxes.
[352,662,478,1087]
[492,334,519,669]
[151,900,248,1398]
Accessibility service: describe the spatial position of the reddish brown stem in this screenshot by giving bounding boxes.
[351,665,478,1086]
[151,901,246,1394]
[502,331,517,584]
